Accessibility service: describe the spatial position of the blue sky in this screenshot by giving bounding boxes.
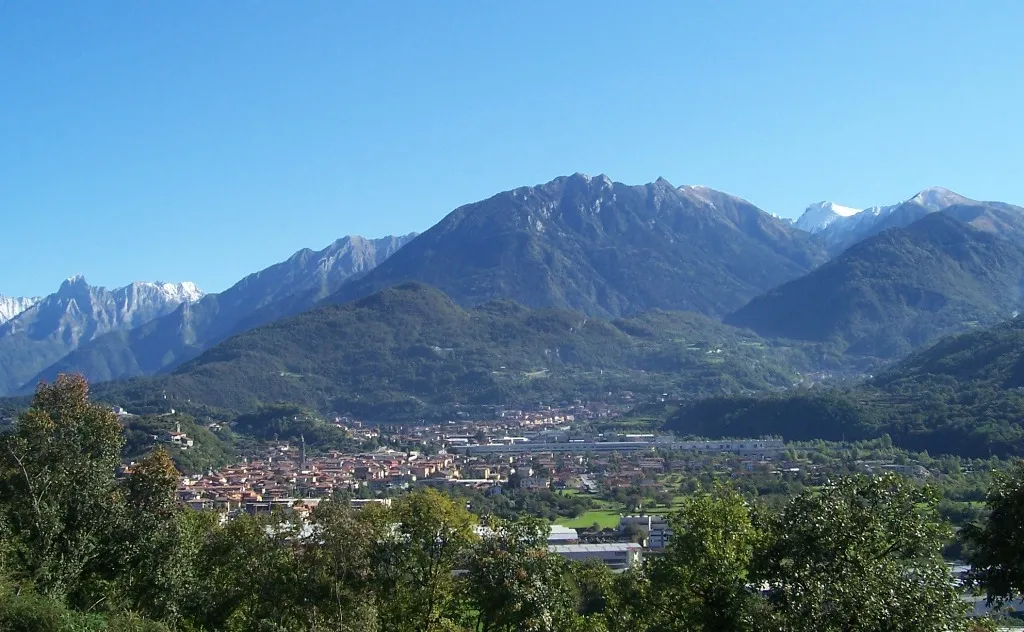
[2,1,1023,297]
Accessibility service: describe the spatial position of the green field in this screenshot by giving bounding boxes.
[558,510,622,529]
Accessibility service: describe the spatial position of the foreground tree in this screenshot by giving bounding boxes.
[465,517,577,632]
[752,474,968,632]
[0,375,124,605]
[112,448,193,621]
[963,462,1024,605]
[583,566,654,632]
[643,485,760,632]
[187,511,309,631]
[303,499,386,630]
[0,376,204,629]
[374,488,477,632]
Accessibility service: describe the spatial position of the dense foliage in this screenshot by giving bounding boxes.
[231,403,363,451]
[668,316,1024,457]
[92,284,819,419]
[121,413,239,475]
[2,377,1012,631]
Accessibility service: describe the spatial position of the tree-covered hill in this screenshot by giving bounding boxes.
[667,317,1024,457]
[92,283,819,420]
[727,213,1024,361]
[121,413,239,474]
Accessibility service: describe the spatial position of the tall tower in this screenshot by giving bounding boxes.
[300,434,307,472]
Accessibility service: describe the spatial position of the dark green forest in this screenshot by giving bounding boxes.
[668,317,1024,457]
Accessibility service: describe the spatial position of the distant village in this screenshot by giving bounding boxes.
[103,401,922,570]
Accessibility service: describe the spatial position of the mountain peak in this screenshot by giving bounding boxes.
[333,174,825,319]
[909,187,972,211]
[147,281,204,303]
[562,172,614,191]
[21,232,416,395]
[728,209,1024,359]
[57,275,91,296]
[794,201,863,233]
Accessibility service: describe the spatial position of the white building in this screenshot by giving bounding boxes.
[548,543,643,570]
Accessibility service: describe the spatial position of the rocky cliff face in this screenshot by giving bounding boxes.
[0,296,40,325]
[0,277,203,395]
[332,174,828,318]
[22,234,416,391]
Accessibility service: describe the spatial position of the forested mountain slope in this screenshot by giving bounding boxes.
[94,283,818,420]
[668,317,1024,457]
[727,213,1024,360]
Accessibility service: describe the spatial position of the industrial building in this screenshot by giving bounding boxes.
[619,515,672,550]
[461,438,783,457]
[547,543,643,570]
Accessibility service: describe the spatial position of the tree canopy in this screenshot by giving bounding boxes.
[0,377,1000,631]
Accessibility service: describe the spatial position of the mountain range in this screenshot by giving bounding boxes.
[331,174,826,318]
[728,212,1024,359]
[4,174,1024,403]
[17,234,416,395]
[0,279,204,395]
[792,186,1024,253]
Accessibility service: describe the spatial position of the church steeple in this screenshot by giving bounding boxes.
[300,434,307,472]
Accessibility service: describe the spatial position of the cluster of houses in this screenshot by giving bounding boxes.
[174,447,475,512]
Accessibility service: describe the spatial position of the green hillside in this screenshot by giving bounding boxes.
[667,317,1024,457]
[93,283,819,420]
[727,213,1024,360]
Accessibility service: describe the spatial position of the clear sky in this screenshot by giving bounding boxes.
[2,1,1023,297]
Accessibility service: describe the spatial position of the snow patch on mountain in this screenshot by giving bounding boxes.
[679,185,718,208]
[795,201,864,233]
[52,276,202,303]
[910,187,973,211]
[792,187,982,244]
[144,281,204,303]
[0,296,41,325]
[3,277,204,337]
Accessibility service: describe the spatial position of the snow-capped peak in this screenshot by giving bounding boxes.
[909,187,972,211]
[679,184,717,208]
[131,281,204,303]
[52,277,203,304]
[0,296,41,325]
[794,201,864,233]
[161,281,203,303]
